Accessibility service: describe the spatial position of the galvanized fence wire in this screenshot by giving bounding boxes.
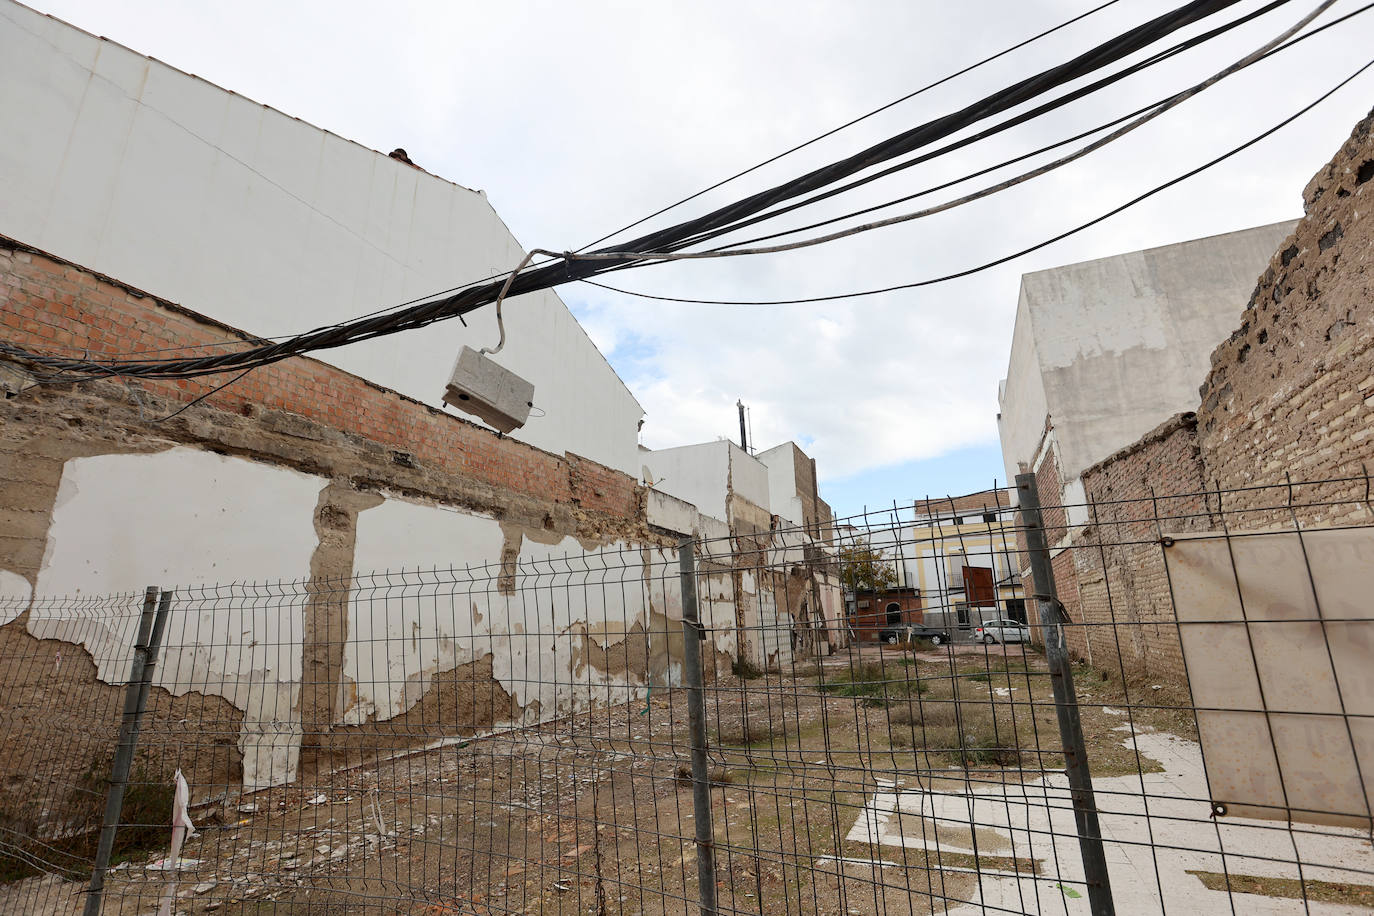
[0,473,1369,914]
[0,590,151,914]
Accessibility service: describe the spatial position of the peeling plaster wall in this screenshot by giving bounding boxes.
[0,236,717,795]
[28,447,322,788]
[341,497,723,739]
[341,498,506,726]
[0,571,31,615]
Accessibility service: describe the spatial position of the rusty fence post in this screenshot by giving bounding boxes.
[1016,474,1116,915]
[84,586,173,916]
[677,537,718,916]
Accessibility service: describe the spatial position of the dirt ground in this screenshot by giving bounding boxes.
[0,642,1207,915]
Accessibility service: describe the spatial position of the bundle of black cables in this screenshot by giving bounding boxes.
[0,0,1305,382]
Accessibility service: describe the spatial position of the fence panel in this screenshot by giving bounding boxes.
[0,590,155,914]
[0,476,1369,914]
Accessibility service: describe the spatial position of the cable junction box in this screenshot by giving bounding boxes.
[441,346,535,433]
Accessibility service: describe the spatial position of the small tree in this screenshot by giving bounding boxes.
[839,543,898,592]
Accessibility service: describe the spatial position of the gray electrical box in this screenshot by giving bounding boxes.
[441,346,535,433]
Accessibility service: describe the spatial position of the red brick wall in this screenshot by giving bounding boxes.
[1074,414,1212,680]
[0,238,638,518]
[850,588,922,642]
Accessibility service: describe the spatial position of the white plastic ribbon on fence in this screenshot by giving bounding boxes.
[156,769,196,916]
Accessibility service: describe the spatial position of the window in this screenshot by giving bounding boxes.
[886,602,902,626]
[1005,598,1027,624]
[982,512,997,523]
[951,515,965,525]
[946,555,965,589]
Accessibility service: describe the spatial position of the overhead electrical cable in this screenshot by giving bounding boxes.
[0,0,1299,381]
[633,0,1297,258]
[707,0,1374,254]
[579,54,1374,306]
[577,0,1129,252]
[11,0,1133,362]
[174,0,1368,356]
[567,0,1256,261]
[556,0,1331,266]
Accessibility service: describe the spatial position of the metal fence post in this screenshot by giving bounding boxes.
[84,586,173,916]
[677,537,718,916]
[1015,474,1116,915]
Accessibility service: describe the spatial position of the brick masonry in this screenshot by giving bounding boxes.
[0,235,675,801]
[1196,108,1374,525]
[0,234,647,587]
[1076,414,1211,679]
[1055,107,1374,680]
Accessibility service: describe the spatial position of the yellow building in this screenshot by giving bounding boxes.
[859,489,1025,640]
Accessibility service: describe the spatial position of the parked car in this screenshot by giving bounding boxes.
[975,619,1030,644]
[878,623,952,647]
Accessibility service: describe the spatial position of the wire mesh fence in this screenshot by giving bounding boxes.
[0,473,1370,914]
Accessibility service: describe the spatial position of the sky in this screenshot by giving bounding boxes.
[23,0,1373,517]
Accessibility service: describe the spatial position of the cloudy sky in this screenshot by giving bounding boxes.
[28,0,1372,514]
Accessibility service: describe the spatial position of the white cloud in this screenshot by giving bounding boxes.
[29,0,1374,483]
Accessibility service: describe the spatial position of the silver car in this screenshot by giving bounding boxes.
[975,618,1030,644]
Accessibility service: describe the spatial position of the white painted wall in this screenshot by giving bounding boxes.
[997,292,1051,490]
[0,1,643,473]
[641,442,730,522]
[33,447,323,595]
[728,443,772,512]
[29,447,323,788]
[644,488,699,536]
[344,498,507,725]
[998,223,1296,492]
[757,443,806,527]
[0,571,31,623]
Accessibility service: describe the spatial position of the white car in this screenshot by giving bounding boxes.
[975,619,1030,645]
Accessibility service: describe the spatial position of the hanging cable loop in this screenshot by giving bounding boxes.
[479,248,559,355]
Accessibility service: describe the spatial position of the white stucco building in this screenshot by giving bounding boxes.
[997,221,1296,521]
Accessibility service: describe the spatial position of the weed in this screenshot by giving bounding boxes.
[713,717,776,748]
[0,761,175,885]
[732,658,765,681]
[822,664,927,705]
